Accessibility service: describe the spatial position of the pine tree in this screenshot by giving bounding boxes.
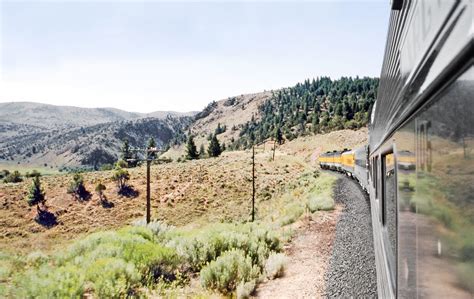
[67,173,88,200]
[112,167,130,192]
[26,176,45,213]
[186,135,199,160]
[208,134,222,157]
[95,181,106,202]
[121,139,131,161]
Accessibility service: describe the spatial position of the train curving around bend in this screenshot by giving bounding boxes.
[320,1,473,298]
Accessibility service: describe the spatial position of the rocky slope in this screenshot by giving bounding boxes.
[0,102,194,169]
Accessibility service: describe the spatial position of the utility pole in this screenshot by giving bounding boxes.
[272,140,276,161]
[145,147,160,224]
[129,146,161,224]
[146,158,151,224]
[252,145,256,222]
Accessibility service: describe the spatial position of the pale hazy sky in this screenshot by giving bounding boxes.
[0,1,390,113]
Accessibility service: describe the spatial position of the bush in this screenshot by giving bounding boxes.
[13,264,85,298]
[264,253,287,279]
[306,194,334,212]
[25,176,46,213]
[85,258,140,297]
[200,249,259,294]
[167,223,280,272]
[100,164,114,171]
[279,203,305,226]
[115,159,128,169]
[456,262,474,293]
[112,167,130,192]
[26,251,49,267]
[236,279,256,299]
[133,219,173,241]
[9,227,180,298]
[0,169,9,179]
[305,173,335,212]
[25,170,41,178]
[95,181,106,201]
[67,173,89,200]
[3,170,22,183]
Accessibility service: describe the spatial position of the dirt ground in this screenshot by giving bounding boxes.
[255,206,341,298]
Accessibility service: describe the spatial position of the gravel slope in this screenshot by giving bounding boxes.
[325,174,377,297]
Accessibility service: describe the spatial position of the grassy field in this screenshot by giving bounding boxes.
[0,129,367,297]
[0,163,61,176]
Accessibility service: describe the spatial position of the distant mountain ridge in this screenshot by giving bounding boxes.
[0,102,196,129]
[0,102,194,170]
[0,76,378,169]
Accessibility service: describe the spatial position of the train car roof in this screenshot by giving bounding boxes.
[370,0,472,152]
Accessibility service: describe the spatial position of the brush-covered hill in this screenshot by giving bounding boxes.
[1,76,377,168]
[165,76,378,159]
[0,102,194,170]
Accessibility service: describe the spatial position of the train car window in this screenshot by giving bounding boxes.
[372,157,378,190]
[382,152,397,291]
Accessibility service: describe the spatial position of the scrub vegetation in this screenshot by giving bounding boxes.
[0,129,365,297]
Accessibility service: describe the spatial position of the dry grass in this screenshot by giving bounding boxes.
[0,129,366,255]
[0,147,299,254]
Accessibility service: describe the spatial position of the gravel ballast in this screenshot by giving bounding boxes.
[325,174,377,297]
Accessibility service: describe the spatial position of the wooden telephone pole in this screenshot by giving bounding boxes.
[250,141,268,222]
[272,140,276,161]
[129,146,161,224]
[146,158,151,223]
[252,145,256,222]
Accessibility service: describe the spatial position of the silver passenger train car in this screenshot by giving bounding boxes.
[320,1,473,297]
[370,0,472,297]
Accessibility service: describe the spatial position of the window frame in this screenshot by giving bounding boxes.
[381,146,398,293]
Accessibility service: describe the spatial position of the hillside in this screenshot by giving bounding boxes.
[0,128,367,297]
[0,128,367,254]
[0,76,376,169]
[164,77,377,160]
[0,116,192,170]
[0,102,195,169]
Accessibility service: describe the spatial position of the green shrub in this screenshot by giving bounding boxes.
[0,169,9,179]
[200,249,259,294]
[85,258,140,297]
[433,208,454,230]
[456,262,474,293]
[26,251,49,267]
[67,173,88,200]
[460,236,474,262]
[167,223,280,271]
[10,227,180,298]
[13,264,85,298]
[25,170,41,178]
[119,226,155,242]
[264,253,287,279]
[112,167,130,191]
[306,194,334,212]
[100,164,114,171]
[132,219,174,241]
[95,181,106,201]
[3,170,22,183]
[279,203,305,226]
[236,279,257,299]
[0,252,25,283]
[25,176,46,212]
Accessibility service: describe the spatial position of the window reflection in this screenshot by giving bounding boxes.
[396,67,474,298]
